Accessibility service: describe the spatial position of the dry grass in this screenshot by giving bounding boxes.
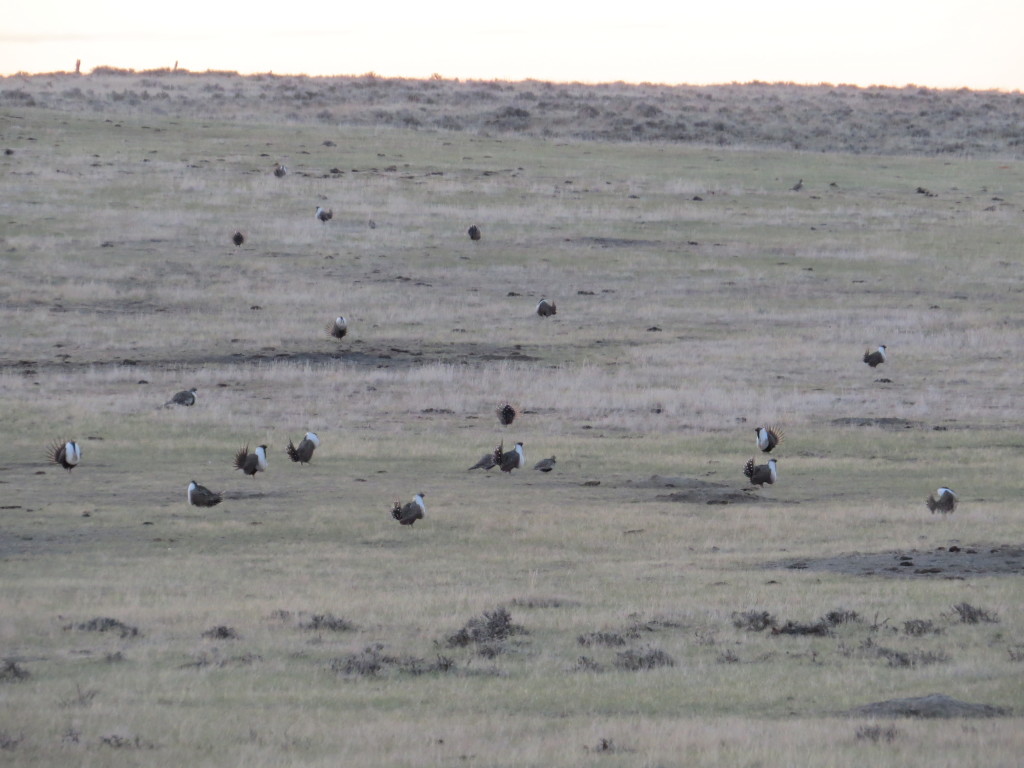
[0,78,1022,766]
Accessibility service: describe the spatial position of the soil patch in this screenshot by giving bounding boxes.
[844,693,1011,718]
[636,475,775,505]
[831,417,923,430]
[771,544,1023,578]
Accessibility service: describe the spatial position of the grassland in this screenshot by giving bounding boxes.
[0,72,1022,767]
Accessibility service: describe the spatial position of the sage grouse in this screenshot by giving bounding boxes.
[392,492,426,525]
[495,441,525,473]
[744,457,778,487]
[48,439,82,472]
[232,231,245,247]
[926,487,958,514]
[863,345,887,368]
[467,225,481,241]
[533,456,556,472]
[233,444,268,478]
[326,316,348,339]
[536,298,557,317]
[188,480,223,507]
[468,452,497,471]
[286,432,320,464]
[315,206,333,223]
[165,387,197,407]
[755,425,784,453]
[273,163,287,178]
[496,403,518,427]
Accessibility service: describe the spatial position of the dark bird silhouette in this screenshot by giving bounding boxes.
[273,163,287,178]
[791,179,803,191]
[755,425,784,453]
[495,441,525,473]
[468,453,497,471]
[536,298,557,317]
[234,444,268,478]
[863,345,888,368]
[286,432,320,464]
[48,439,81,472]
[315,206,333,223]
[744,457,778,487]
[232,231,245,247]
[188,480,223,507]
[533,456,556,472]
[496,403,518,426]
[392,492,426,525]
[326,316,348,339]
[467,225,481,241]
[165,387,197,407]
[926,487,958,514]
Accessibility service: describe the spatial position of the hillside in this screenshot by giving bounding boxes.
[3,68,1023,156]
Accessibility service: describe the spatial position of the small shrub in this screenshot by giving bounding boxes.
[855,724,899,743]
[0,661,29,683]
[952,603,998,624]
[329,645,453,677]
[577,631,627,647]
[732,610,774,631]
[69,617,140,638]
[201,625,238,639]
[903,619,941,636]
[574,655,603,672]
[773,620,831,636]
[823,609,861,626]
[873,646,951,668]
[586,737,633,754]
[613,646,675,671]
[0,731,23,750]
[300,613,356,632]
[446,607,526,648]
[330,644,391,676]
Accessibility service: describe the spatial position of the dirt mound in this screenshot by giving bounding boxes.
[845,693,1011,718]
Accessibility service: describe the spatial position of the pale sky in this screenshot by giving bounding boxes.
[3,0,1022,91]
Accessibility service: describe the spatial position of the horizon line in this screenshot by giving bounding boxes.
[2,66,1021,94]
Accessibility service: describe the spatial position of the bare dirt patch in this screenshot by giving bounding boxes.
[844,693,1011,718]
[638,475,774,505]
[772,544,1024,578]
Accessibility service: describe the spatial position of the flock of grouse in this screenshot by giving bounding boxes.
[44,192,957,519]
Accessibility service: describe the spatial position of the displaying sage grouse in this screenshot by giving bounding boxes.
[496,403,518,427]
[286,432,320,464]
[863,345,888,368]
[926,487,958,514]
[533,456,556,473]
[468,452,497,471]
[234,444,268,478]
[467,225,481,241]
[165,387,197,407]
[48,439,81,472]
[326,316,348,339]
[273,162,287,178]
[755,425,784,453]
[315,206,333,223]
[232,231,245,247]
[744,457,778,487]
[495,441,525,473]
[392,492,426,525]
[536,298,557,317]
[188,480,223,507]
